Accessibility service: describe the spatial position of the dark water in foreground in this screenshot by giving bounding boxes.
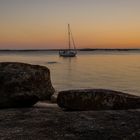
[0,50,140,96]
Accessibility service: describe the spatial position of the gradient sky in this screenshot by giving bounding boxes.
[0,0,140,49]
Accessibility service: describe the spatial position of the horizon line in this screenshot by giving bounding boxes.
[0,48,140,51]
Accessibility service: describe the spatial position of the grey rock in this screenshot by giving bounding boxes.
[57,89,140,110]
[0,62,55,108]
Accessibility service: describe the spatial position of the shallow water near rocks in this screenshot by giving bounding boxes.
[0,50,140,96]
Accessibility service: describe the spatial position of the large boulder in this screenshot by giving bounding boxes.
[57,89,140,110]
[0,62,55,108]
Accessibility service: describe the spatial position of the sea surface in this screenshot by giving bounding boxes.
[0,50,140,96]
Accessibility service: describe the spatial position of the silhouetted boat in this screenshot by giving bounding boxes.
[59,24,77,57]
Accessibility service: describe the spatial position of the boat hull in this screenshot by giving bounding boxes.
[59,50,77,57]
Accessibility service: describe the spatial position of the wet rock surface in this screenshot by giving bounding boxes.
[57,89,140,110]
[0,62,55,108]
[0,104,140,140]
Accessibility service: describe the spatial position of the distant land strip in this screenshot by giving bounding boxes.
[0,49,140,52]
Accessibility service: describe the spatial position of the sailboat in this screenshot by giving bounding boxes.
[59,24,77,57]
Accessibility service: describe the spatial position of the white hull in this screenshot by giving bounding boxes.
[59,50,77,57]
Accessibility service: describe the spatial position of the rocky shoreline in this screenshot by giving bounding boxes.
[0,102,140,140]
[0,62,140,139]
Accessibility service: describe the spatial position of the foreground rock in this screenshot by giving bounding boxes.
[0,62,55,108]
[57,89,140,110]
[0,104,140,139]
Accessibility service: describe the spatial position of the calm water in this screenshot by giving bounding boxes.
[0,50,140,96]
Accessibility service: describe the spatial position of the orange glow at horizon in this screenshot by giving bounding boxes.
[1,22,140,49]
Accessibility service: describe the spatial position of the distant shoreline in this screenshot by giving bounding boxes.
[0,48,140,52]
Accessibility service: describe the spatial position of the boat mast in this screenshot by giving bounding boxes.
[68,24,71,50]
[70,29,77,52]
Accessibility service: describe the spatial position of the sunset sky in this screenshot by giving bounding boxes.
[0,0,140,49]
